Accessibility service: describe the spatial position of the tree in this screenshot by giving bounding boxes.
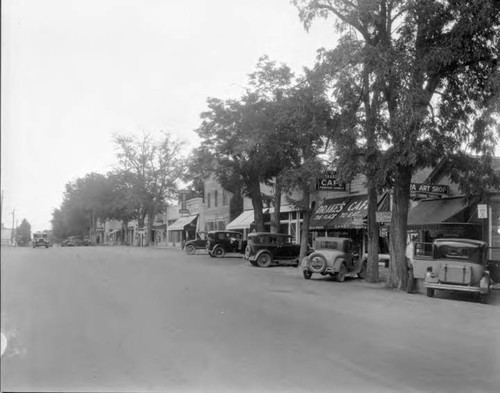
[273,75,335,259]
[113,131,185,245]
[15,218,31,246]
[51,173,117,239]
[294,0,500,289]
[195,93,279,232]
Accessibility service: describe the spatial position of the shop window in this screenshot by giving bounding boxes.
[223,190,228,205]
[214,190,218,207]
[207,192,211,208]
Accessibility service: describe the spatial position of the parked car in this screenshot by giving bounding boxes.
[206,230,247,257]
[245,232,309,267]
[32,232,50,248]
[301,237,365,281]
[61,236,85,247]
[423,238,492,303]
[183,232,208,255]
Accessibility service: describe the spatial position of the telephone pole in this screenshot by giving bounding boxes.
[11,209,15,244]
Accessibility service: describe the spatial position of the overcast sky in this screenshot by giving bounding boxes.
[1,0,337,232]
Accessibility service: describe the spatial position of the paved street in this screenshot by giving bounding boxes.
[1,246,499,393]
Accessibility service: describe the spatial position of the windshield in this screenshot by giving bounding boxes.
[436,244,483,263]
[316,241,339,250]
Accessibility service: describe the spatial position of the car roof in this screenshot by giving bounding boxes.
[434,238,487,247]
[207,230,242,235]
[315,237,351,241]
[248,232,292,237]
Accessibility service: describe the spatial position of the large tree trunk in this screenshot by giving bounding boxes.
[145,210,155,247]
[366,183,380,282]
[299,186,311,261]
[248,181,265,232]
[271,181,282,233]
[387,164,412,289]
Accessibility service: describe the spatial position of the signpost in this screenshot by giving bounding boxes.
[478,204,488,242]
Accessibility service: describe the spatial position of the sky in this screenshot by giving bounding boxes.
[1,0,337,232]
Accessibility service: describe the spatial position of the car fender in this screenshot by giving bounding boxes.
[332,257,346,271]
[300,256,310,270]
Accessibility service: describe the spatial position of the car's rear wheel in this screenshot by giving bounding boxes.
[213,246,225,258]
[249,260,257,266]
[336,263,347,282]
[185,245,196,255]
[303,270,312,280]
[256,252,272,267]
[426,288,435,297]
[308,253,327,274]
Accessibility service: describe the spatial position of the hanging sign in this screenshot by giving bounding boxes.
[316,172,346,191]
[410,183,448,195]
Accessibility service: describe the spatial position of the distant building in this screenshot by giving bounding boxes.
[1,224,14,246]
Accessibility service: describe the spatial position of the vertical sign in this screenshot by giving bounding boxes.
[478,204,488,219]
[179,190,190,214]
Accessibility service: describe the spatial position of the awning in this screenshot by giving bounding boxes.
[407,197,469,227]
[226,210,255,230]
[310,194,369,230]
[167,215,198,231]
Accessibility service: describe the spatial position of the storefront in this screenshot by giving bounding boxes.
[167,214,198,247]
[226,210,255,238]
[407,196,481,243]
[310,193,390,256]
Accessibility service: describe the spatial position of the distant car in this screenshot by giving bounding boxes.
[424,238,492,303]
[245,232,309,267]
[183,232,208,255]
[61,236,85,247]
[32,232,50,248]
[206,230,247,257]
[301,237,365,281]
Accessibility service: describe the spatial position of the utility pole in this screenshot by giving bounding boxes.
[11,209,15,245]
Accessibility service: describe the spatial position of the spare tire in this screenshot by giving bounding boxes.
[308,253,327,274]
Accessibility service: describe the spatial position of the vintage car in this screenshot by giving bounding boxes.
[32,232,50,248]
[245,232,309,267]
[423,238,492,303]
[61,236,85,247]
[206,230,247,258]
[301,237,364,281]
[183,232,209,255]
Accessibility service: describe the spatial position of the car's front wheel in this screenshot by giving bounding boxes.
[303,270,312,280]
[426,288,435,297]
[336,263,347,282]
[185,245,196,255]
[256,252,272,267]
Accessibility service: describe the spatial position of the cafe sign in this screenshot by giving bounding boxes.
[316,172,346,191]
